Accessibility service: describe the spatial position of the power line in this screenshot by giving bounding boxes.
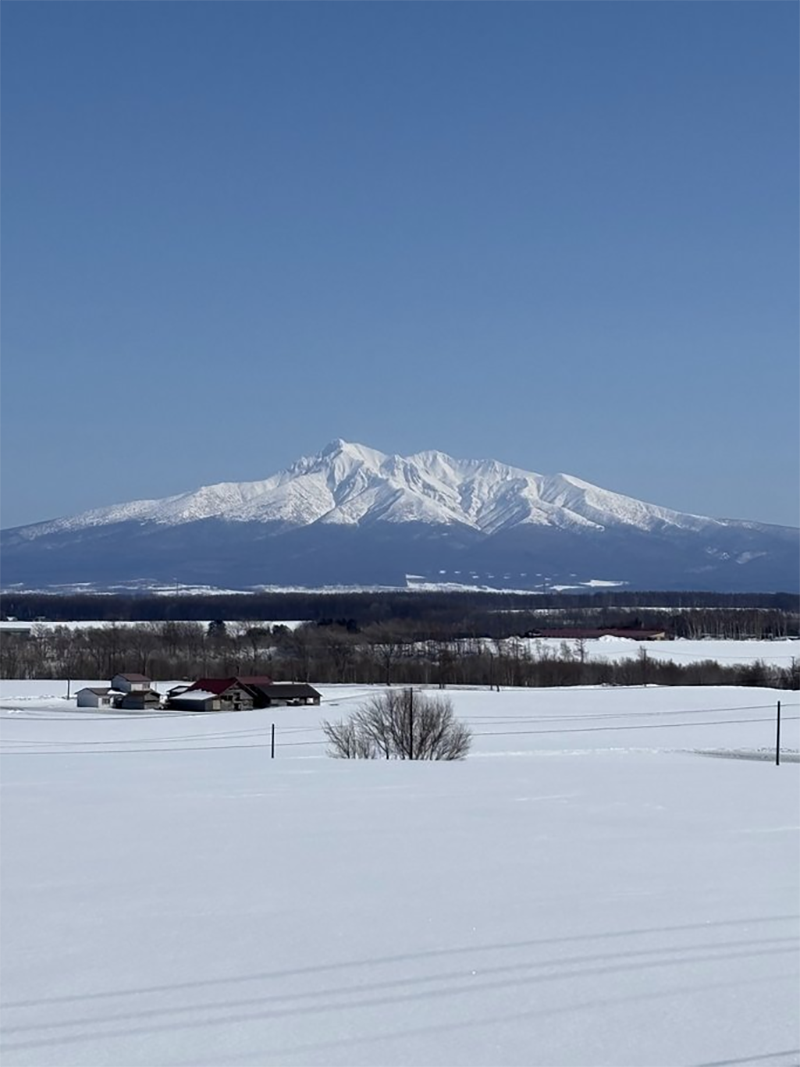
[460,703,799,725]
[3,715,797,755]
[471,715,799,738]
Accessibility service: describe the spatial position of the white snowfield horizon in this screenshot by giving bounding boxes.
[10,439,791,540]
[1,679,798,1067]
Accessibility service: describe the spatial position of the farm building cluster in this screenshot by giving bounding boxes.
[75,674,321,712]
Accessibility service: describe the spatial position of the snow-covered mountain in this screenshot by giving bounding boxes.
[7,439,744,538]
[2,440,798,592]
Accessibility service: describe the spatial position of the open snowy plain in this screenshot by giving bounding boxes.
[1,680,798,1067]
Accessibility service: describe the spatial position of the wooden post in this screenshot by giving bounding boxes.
[271,723,275,760]
[66,679,71,699]
[776,701,781,766]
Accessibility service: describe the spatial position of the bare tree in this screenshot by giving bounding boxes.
[364,624,406,685]
[324,629,357,683]
[287,627,313,681]
[322,717,377,759]
[323,689,471,761]
[242,626,272,673]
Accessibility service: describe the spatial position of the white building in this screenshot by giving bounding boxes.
[76,687,122,709]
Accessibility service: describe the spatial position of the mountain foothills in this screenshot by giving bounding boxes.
[2,441,798,592]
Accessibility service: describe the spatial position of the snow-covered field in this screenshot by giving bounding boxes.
[1,680,798,1067]
[419,637,799,669]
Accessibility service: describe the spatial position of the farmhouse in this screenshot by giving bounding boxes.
[76,674,162,710]
[115,689,162,711]
[76,687,123,709]
[175,677,262,711]
[163,676,320,711]
[164,690,223,712]
[111,673,152,692]
[247,683,322,708]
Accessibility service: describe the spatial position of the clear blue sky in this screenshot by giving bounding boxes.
[2,2,798,529]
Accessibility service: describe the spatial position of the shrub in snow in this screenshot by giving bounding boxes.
[323,690,471,761]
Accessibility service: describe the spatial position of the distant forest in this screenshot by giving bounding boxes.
[2,590,798,686]
[2,589,799,628]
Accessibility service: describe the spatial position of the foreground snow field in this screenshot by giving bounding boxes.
[1,682,798,1067]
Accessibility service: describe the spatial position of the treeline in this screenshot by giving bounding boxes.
[2,589,798,625]
[1,591,798,640]
[2,621,798,690]
[525,608,798,640]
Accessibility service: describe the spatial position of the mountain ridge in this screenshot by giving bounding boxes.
[2,440,797,592]
[7,439,771,539]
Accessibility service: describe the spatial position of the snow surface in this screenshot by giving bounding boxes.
[11,439,742,540]
[0,620,308,633]
[1,680,798,1067]
[512,637,800,668]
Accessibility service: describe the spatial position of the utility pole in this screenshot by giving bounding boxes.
[775,701,781,767]
[640,649,649,687]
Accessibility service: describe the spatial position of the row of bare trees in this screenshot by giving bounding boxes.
[2,622,798,689]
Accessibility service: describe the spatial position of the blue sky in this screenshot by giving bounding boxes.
[2,2,798,529]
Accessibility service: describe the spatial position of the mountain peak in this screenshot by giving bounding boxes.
[320,438,349,456]
[7,440,731,539]
[318,439,387,467]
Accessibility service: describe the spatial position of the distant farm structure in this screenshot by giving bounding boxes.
[73,674,323,712]
[76,674,161,710]
[164,677,321,712]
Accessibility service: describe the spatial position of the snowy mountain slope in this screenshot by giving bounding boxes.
[6,439,745,540]
[2,441,798,591]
